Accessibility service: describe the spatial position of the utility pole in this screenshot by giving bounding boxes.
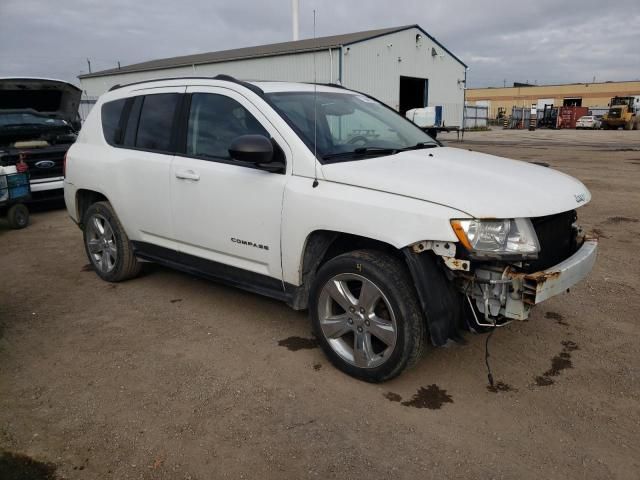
[86,58,92,74]
[292,0,299,40]
[117,61,121,69]
[462,68,468,142]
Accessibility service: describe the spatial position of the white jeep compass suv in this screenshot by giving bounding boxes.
[64,75,597,382]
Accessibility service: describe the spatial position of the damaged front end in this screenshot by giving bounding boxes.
[448,210,597,326]
[406,210,598,339]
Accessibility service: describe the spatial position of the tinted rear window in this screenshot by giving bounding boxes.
[101,99,126,145]
[135,93,179,151]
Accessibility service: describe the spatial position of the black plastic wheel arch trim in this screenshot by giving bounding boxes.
[402,248,464,346]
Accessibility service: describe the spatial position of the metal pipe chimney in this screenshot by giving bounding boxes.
[292,0,299,41]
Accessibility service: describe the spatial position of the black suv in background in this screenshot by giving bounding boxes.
[0,78,81,201]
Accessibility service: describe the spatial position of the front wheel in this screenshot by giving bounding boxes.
[309,250,425,382]
[83,201,141,282]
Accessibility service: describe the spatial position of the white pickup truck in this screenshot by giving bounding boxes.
[64,76,597,382]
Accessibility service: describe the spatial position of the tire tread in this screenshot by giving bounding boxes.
[310,249,425,382]
[83,201,141,282]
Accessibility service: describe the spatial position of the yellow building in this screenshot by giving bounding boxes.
[467,80,640,119]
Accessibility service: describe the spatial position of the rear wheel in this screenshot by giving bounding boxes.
[7,203,29,229]
[309,250,425,382]
[83,201,141,282]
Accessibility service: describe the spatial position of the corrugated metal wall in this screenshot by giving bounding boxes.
[80,50,339,98]
[341,28,465,126]
[80,27,465,124]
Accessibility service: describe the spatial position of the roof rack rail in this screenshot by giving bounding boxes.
[107,76,211,92]
[315,82,347,89]
[212,74,264,96]
[106,75,264,96]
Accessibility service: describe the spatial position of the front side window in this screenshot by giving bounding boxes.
[267,91,438,162]
[135,93,180,151]
[186,93,269,160]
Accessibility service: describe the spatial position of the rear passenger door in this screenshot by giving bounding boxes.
[170,86,290,284]
[112,87,185,252]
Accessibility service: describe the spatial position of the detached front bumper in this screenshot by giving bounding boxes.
[516,239,598,305]
[466,238,598,322]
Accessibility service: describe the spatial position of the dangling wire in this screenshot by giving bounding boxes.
[464,282,497,388]
[485,325,496,388]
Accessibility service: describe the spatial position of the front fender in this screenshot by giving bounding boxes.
[281,176,466,285]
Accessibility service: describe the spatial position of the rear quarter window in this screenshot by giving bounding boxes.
[101,99,126,145]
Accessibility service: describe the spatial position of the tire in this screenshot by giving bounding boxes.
[83,201,141,282]
[309,250,425,382]
[7,203,29,229]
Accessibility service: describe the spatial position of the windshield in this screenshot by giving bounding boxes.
[608,107,622,117]
[0,112,67,128]
[266,91,437,162]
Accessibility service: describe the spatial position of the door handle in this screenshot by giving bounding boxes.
[175,170,200,181]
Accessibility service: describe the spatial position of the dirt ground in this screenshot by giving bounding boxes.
[1,128,639,479]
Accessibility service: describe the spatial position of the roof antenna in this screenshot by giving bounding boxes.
[312,9,319,188]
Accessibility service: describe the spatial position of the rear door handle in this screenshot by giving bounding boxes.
[175,170,200,181]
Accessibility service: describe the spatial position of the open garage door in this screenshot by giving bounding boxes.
[563,97,582,107]
[399,76,428,116]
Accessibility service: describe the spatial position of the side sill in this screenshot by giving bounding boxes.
[131,241,295,304]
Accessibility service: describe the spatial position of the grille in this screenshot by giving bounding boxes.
[524,210,578,273]
[1,147,66,180]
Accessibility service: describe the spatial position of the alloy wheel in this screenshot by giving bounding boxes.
[86,214,118,273]
[317,273,398,368]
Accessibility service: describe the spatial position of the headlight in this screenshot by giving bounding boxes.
[450,218,540,257]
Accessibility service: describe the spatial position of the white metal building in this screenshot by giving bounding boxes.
[79,25,467,125]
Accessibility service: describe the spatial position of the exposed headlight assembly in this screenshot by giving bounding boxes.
[450,218,540,258]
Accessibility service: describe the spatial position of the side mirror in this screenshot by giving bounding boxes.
[229,135,273,164]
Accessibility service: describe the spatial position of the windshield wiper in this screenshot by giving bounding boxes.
[323,147,399,161]
[398,142,438,152]
[322,143,438,162]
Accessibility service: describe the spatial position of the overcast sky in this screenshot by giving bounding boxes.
[2,0,638,88]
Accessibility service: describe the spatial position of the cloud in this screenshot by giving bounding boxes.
[1,0,638,87]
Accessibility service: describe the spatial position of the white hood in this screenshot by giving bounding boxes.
[321,147,591,218]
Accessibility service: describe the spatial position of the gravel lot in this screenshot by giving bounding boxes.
[1,129,639,479]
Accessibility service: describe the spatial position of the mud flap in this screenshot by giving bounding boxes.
[403,248,465,346]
